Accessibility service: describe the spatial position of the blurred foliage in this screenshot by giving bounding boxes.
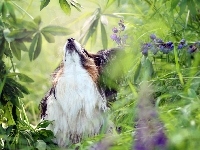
[0,0,200,149]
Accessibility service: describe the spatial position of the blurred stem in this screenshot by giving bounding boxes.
[11,1,34,20]
[174,48,184,85]
[20,99,30,125]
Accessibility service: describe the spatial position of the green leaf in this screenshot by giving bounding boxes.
[106,0,116,9]
[42,25,72,36]
[101,22,108,49]
[36,120,53,129]
[40,0,50,10]
[16,41,28,52]
[3,28,14,42]
[7,78,30,95]
[134,62,141,83]
[3,102,15,126]
[33,33,42,60]
[83,18,99,45]
[7,29,33,40]
[170,0,180,10]
[29,33,39,61]
[41,31,55,43]
[10,42,21,60]
[70,0,82,12]
[34,16,42,26]
[59,0,71,15]
[35,140,46,150]
[4,2,16,21]
[6,73,34,83]
[14,19,37,30]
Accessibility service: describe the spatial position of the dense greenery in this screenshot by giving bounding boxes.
[0,0,200,149]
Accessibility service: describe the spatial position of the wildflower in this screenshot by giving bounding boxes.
[188,45,197,53]
[112,27,118,33]
[150,34,156,40]
[134,82,168,150]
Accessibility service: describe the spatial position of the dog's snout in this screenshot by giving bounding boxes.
[68,38,75,43]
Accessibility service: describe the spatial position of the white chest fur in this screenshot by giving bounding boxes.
[44,54,107,147]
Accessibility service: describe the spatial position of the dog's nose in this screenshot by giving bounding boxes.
[68,38,75,42]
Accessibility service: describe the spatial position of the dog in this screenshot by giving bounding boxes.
[40,38,120,147]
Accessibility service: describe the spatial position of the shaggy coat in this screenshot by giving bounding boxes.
[40,38,119,147]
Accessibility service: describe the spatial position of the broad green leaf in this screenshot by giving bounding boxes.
[36,120,53,129]
[33,33,42,60]
[40,0,50,10]
[179,0,187,15]
[7,29,33,40]
[6,73,34,83]
[10,42,21,60]
[188,0,197,15]
[29,33,39,61]
[3,2,16,21]
[170,0,180,10]
[41,31,55,43]
[0,2,3,13]
[101,22,108,49]
[59,0,71,15]
[7,78,30,94]
[34,16,42,25]
[41,25,72,36]
[13,19,37,30]
[16,41,28,52]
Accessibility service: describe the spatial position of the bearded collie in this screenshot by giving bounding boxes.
[40,38,119,147]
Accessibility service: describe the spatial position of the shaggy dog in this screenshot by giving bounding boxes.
[40,38,119,147]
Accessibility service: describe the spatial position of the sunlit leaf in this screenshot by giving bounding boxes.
[41,25,72,36]
[3,28,14,42]
[106,0,116,9]
[3,102,15,126]
[101,22,108,49]
[100,15,108,25]
[10,42,21,60]
[40,0,50,10]
[33,16,42,26]
[41,31,55,43]
[59,0,71,15]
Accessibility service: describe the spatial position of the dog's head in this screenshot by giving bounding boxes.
[63,38,99,82]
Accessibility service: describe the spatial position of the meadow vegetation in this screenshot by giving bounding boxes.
[0,0,200,149]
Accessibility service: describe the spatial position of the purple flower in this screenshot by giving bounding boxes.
[134,83,168,150]
[188,45,197,53]
[150,34,156,40]
[110,34,118,41]
[112,27,118,33]
[110,34,121,45]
